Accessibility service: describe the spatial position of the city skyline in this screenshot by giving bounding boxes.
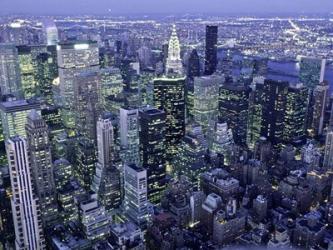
[1,0,333,15]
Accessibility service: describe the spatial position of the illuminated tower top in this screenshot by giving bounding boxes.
[166,24,183,76]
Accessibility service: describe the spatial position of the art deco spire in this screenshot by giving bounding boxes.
[166,24,183,75]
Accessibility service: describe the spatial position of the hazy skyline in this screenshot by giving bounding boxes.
[1,0,333,15]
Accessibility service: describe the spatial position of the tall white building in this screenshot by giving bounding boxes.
[120,107,140,165]
[92,114,121,212]
[6,136,45,250]
[165,25,183,75]
[124,164,148,226]
[92,115,114,193]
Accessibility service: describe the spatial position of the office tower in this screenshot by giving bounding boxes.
[57,179,85,225]
[96,166,121,213]
[299,57,326,90]
[311,81,329,137]
[57,40,99,134]
[45,23,59,46]
[79,194,111,241]
[138,46,152,70]
[76,138,97,190]
[256,80,308,146]
[210,121,235,166]
[96,115,114,167]
[153,77,185,156]
[35,47,58,105]
[187,49,200,79]
[247,79,265,149]
[6,136,45,250]
[261,79,289,146]
[120,107,140,165]
[17,45,47,99]
[324,130,333,170]
[0,166,15,245]
[53,158,72,191]
[193,75,221,133]
[185,79,195,122]
[282,83,309,146]
[204,25,218,75]
[0,97,40,141]
[124,164,148,227]
[216,49,232,78]
[25,110,57,226]
[219,82,250,145]
[99,67,124,109]
[0,44,22,98]
[173,124,208,188]
[190,191,206,225]
[139,107,167,204]
[165,25,183,75]
[74,70,100,143]
[92,115,121,213]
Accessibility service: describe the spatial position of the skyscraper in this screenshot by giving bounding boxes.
[6,136,45,250]
[187,49,201,79]
[120,107,140,165]
[193,75,221,133]
[299,57,326,90]
[324,131,333,170]
[73,70,101,143]
[0,44,22,98]
[139,107,166,204]
[282,83,309,146]
[124,164,148,227]
[35,46,58,105]
[25,110,57,226]
[17,45,47,99]
[204,25,218,75]
[261,80,289,146]
[153,25,186,157]
[0,97,41,141]
[153,77,185,156]
[57,40,99,134]
[219,82,250,146]
[45,22,59,46]
[310,81,329,137]
[92,115,121,213]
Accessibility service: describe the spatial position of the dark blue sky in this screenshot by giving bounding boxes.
[1,0,333,15]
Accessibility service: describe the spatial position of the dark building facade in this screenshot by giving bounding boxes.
[139,107,167,204]
[204,25,218,75]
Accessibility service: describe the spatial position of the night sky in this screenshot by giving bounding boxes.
[1,0,333,15]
